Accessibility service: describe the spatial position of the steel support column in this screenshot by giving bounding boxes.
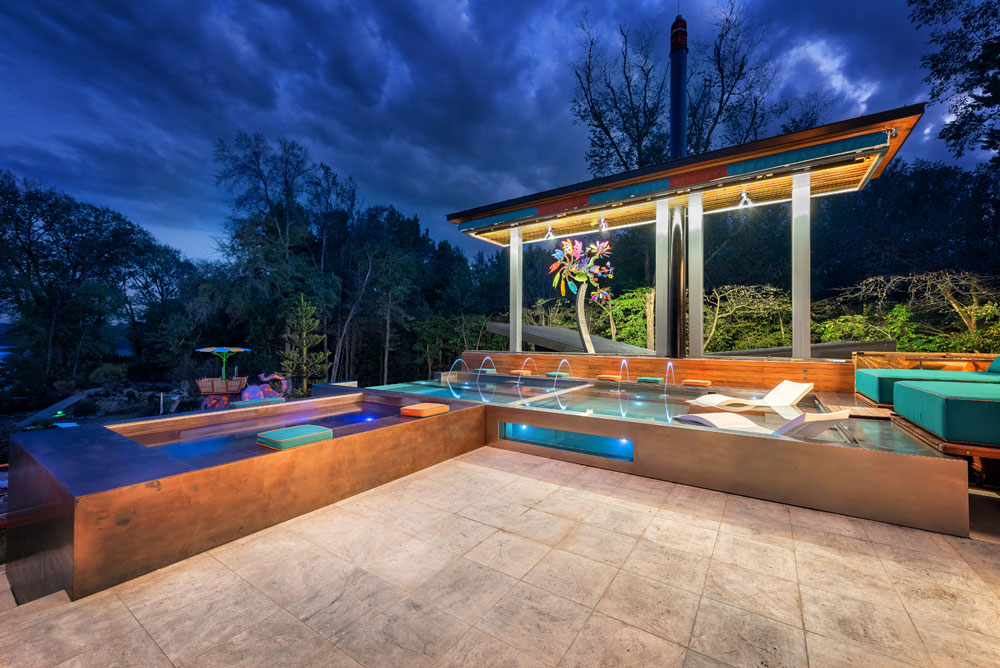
[509,226,522,353]
[655,199,687,357]
[687,192,704,357]
[791,172,811,359]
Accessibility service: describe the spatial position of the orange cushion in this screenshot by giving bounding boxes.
[401,403,449,417]
[509,370,532,376]
[682,379,712,387]
[597,374,622,381]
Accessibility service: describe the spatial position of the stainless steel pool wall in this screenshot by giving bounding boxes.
[485,404,970,536]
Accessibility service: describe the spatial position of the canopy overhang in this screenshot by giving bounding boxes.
[449,103,925,246]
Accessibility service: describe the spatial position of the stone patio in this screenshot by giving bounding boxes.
[2,445,1000,667]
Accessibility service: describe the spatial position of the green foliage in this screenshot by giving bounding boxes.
[279,294,331,397]
[71,396,100,418]
[908,0,1000,165]
[596,287,654,348]
[89,363,128,391]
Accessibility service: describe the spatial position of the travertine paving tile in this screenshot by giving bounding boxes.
[116,553,242,626]
[414,558,516,624]
[621,539,710,596]
[799,585,929,665]
[656,501,723,530]
[642,515,718,557]
[559,612,686,668]
[791,524,882,571]
[894,577,1000,638]
[335,596,467,668]
[876,542,988,592]
[861,519,958,557]
[464,531,550,578]
[0,591,139,668]
[54,627,171,668]
[0,588,15,614]
[533,488,601,521]
[186,609,335,668]
[420,514,497,554]
[702,561,803,628]
[724,496,791,524]
[557,523,637,567]
[787,506,868,540]
[584,502,655,537]
[364,537,456,591]
[719,513,794,549]
[502,509,577,545]
[403,479,486,513]
[712,533,797,581]
[596,571,700,645]
[244,544,354,609]
[144,580,280,666]
[282,507,371,548]
[947,536,1000,589]
[914,618,1000,668]
[459,497,530,527]
[690,598,807,668]
[380,500,453,535]
[211,527,317,581]
[0,589,71,638]
[523,549,617,608]
[321,520,412,565]
[291,569,407,645]
[805,631,916,667]
[795,550,902,610]
[682,650,730,667]
[493,477,560,506]
[476,582,590,666]
[431,628,545,668]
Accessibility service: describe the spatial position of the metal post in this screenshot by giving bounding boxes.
[509,226,523,353]
[654,200,670,356]
[687,192,704,357]
[792,172,811,359]
[668,204,687,357]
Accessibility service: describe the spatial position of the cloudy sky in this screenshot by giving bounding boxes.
[0,0,982,260]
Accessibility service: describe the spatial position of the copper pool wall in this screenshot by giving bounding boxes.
[482,402,969,537]
[7,391,485,604]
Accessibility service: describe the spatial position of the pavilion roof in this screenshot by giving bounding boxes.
[448,103,925,246]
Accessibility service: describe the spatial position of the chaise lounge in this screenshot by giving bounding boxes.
[855,360,1000,406]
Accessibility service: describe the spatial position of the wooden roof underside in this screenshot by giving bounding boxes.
[450,103,924,247]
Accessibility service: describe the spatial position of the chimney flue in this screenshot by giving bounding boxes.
[669,14,688,161]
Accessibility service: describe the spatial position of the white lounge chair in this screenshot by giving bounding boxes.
[686,380,814,412]
[675,409,851,439]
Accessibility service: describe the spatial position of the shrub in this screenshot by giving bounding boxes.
[88,363,128,391]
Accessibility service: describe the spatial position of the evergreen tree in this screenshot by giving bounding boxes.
[279,294,331,397]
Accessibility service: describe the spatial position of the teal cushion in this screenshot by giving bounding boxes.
[988,355,1000,374]
[231,397,286,408]
[546,371,570,377]
[854,368,1000,404]
[637,376,664,383]
[894,381,1000,446]
[257,424,332,449]
[474,368,496,373]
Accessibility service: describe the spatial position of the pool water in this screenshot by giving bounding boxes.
[373,374,939,457]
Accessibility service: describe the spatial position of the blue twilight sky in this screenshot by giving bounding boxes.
[0,0,989,260]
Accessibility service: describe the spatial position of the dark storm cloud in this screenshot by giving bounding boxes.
[0,0,977,259]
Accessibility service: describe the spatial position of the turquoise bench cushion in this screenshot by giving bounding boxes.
[988,355,1000,374]
[854,368,1000,404]
[637,376,664,383]
[894,381,1000,446]
[257,424,332,449]
[474,368,496,373]
[231,397,286,408]
[546,371,569,377]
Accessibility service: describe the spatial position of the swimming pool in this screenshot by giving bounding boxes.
[372,373,936,456]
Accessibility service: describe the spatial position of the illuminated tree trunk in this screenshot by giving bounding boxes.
[576,282,595,354]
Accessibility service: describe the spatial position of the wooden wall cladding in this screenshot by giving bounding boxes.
[462,351,854,393]
[854,351,998,372]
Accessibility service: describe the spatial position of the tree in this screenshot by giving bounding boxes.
[571,1,792,176]
[909,0,1000,166]
[280,294,331,397]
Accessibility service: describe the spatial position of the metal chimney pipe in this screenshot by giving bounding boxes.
[669,15,688,160]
